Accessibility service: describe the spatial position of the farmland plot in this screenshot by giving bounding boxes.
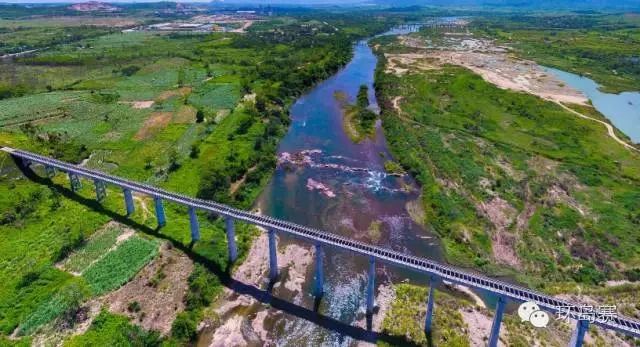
[82,236,159,295]
[60,223,124,274]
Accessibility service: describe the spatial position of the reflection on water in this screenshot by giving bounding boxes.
[543,66,640,143]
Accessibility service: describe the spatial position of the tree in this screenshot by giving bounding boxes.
[195,109,205,123]
[255,93,267,113]
[240,78,251,94]
[189,144,200,158]
[168,149,180,172]
[177,70,185,87]
[357,84,369,109]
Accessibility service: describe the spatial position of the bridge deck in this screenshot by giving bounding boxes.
[3,146,640,339]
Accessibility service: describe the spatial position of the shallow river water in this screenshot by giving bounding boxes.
[255,27,448,345]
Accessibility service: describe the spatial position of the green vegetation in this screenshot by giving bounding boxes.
[0,9,402,344]
[474,14,640,93]
[0,167,112,335]
[339,84,378,143]
[383,160,405,175]
[82,236,159,295]
[64,310,162,347]
[379,284,469,347]
[171,264,223,342]
[17,283,87,336]
[369,220,382,243]
[353,85,378,136]
[61,224,124,274]
[375,44,640,287]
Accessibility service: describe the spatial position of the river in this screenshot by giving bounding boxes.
[197,23,637,347]
[543,67,640,143]
[253,26,448,346]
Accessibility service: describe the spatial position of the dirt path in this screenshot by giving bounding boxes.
[444,281,486,309]
[391,96,403,114]
[552,100,638,152]
[133,195,151,221]
[229,165,257,195]
[55,221,135,276]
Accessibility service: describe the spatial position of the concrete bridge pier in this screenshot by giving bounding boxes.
[569,320,589,347]
[188,206,200,243]
[366,256,375,315]
[225,216,237,262]
[44,165,56,179]
[314,242,324,297]
[488,296,506,347]
[424,275,440,334]
[123,189,135,216]
[268,228,278,282]
[94,179,106,202]
[68,173,82,192]
[153,196,166,227]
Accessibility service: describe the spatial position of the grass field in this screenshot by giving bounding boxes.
[376,49,640,288]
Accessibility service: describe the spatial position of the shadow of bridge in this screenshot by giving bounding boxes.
[13,159,425,347]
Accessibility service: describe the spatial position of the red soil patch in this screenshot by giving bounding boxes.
[157,87,192,102]
[135,112,172,140]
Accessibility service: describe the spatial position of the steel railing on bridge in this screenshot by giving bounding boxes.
[3,146,639,347]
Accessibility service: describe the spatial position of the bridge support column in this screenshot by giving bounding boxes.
[424,275,439,334]
[366,256,375,315]
[314,243,324,297]
[94,179,106,202]
[568,320,589,347]
[123,189,135,216]
[45,165,56,179]
[68,173,82,192]
[488,296,506,347]
[268,228,278,282]
[154,196,166,228]
[225,216,237,262]
[188,206,200,243]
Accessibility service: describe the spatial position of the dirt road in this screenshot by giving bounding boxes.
[552,100,639,152]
